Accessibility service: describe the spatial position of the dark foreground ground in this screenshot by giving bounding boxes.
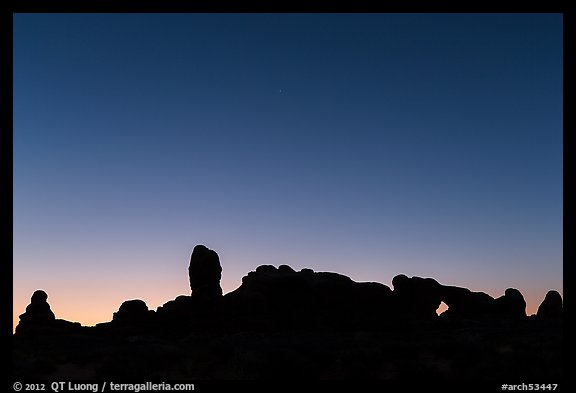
[14,321,562,380]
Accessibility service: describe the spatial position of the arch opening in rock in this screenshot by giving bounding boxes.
[436,301,449,316]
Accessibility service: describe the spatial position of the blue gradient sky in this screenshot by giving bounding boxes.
[13,13,562,328]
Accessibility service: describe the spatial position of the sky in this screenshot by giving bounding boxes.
[13,13,562,330]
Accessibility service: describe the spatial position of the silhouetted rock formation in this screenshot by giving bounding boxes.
[112,299,154,325]
[494,288,526,319]
[536,290,563,321]
[188,244,222,301]
[440,285,494,319]
[388,278,528,322]
[278,264,296,273]
[16,290,81,335]
[391,275,442,319]
[256,264,277,273]
[390,275,527,322]
[224,264,392,330]
[16,290,56,334]
[154,295,197,335]
[13,245,563,381]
